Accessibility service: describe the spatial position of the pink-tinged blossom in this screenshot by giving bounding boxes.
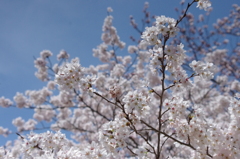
[0,96,13,108]
[34,57,49,81]
[141,26,162,46]
[2,2,240,159]
[231,80,240,91]
[12,117,37,132]
[50,91,74,108]
[34,57,46,69]
[213,148,233,159]
[19,131,74,158]
[33,105,56,122]
[12,117,25,132]
[109,85,122,98]
[93,44,111,63]
[52,63,59,74]
[111,64,125,77]
[165,45,175,56]
[122,55,132,66]
[155,15,179,37]
[107,7,113,13]
[100,14,125,49]
[127,45,138,54]
[196,0,211,11]
[205,49,227,65]
[0,127,10,137]
[25,87,52,106]
[24,119,37,131]
[164,96,190,121]
[55,58,84,92]
[14,92,29,108]
[47,81,56,90]
[122,90,150,119]
[57,50,70,60]
[40,50,53,59]
[198,14,204,22]
[0,147,5,157]
[99,118,130,156]
[216,75,228,86]
[189,60,215,80]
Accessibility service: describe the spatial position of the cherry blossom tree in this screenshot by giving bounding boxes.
[0,0,240,158]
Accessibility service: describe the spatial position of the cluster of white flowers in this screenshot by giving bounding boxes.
[23,131,69,158]
[26,87,52,106]
[57,50,70,61]
[33,50,54,81]
[172,118,208,150]
[141,26,161,46]
[34,57,48,81]
[133,145,151,159]
[33,105,56,122]
[189,60,216,80]
[4,1,240,158]
[23,131,65,157]
[164,96,190,121]
[108,84,122,98]
[13,92,29,108]
[141,15,179,46]
[40,50,53,60]
[231,80,240,92]
[107,7,113,13]
[93,8,125,63]
[0,131,111,159]
[0,126,9,137]
[127,45,138,54]
[122,90,150,119]
[93,44,111,63]
[228,97,240,138]
[207,126,239,158]
[149,42,194,92]
[205,49,227,65]
[99,118,130,156]
[79,141,109,159]
[149,43,186,71]
[196,0,211,11]
[101,14,125,49]
[55,58,84,91]
[111,64,125,77]
[165,43,186,71]
[155,15,179,37]
[50,90,75,109]
[166,95,240,158]
[12,117,37,132]
[0,96,13,108]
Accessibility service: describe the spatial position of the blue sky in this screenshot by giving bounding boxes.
[0,0,239,145]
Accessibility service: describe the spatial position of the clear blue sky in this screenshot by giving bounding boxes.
[0,0,239,145]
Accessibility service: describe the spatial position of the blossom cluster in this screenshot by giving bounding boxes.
[164,96,190,122]
[0,97,13,108]
[0,131,110,159]
[55,58,84,91]
[2,0,240,158]
[141,15,179,47]
[122,90,151,119]
[189,60,216,80]
[196,0,211,11]
[93,9,126,63]
[99,118,130,156]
